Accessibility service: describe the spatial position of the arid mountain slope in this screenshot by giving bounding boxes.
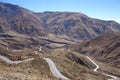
[72,32,120,68]
[0,2,120,80]
[0,47,108,80]
[37,12,120,40]
[0,2,44,36]
[0,2,120,41]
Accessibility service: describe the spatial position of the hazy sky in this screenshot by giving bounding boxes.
[0,0,120,23]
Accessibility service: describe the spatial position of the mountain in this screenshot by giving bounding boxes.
[71,32,120,76]
[72,32,120,66]
[0,2,50,51]
[0,2,45,36]
[0,1,120,68]
[0,2,120,80]
[0,2,120,41]
[37,11,120,40]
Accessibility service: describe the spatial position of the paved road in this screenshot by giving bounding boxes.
[102,72,118,80]
[86,56,119,80]
[0,55,34,64]
[86,56,99,72]
[43,58,69,80]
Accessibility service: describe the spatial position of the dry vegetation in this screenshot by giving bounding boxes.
[0,47,109,80]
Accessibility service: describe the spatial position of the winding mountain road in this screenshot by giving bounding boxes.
[0,55,34,64]
[86,56,119,80]
[43,58,69,80]
[86,56,99,72]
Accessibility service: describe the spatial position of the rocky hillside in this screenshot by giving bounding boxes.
[0,2,120,41]
[0,2,44,36]
[0,2,120,80]
[37,12,120,40]
[71,32,120,68]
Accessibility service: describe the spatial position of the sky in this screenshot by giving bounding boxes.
[0,0,120,23]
